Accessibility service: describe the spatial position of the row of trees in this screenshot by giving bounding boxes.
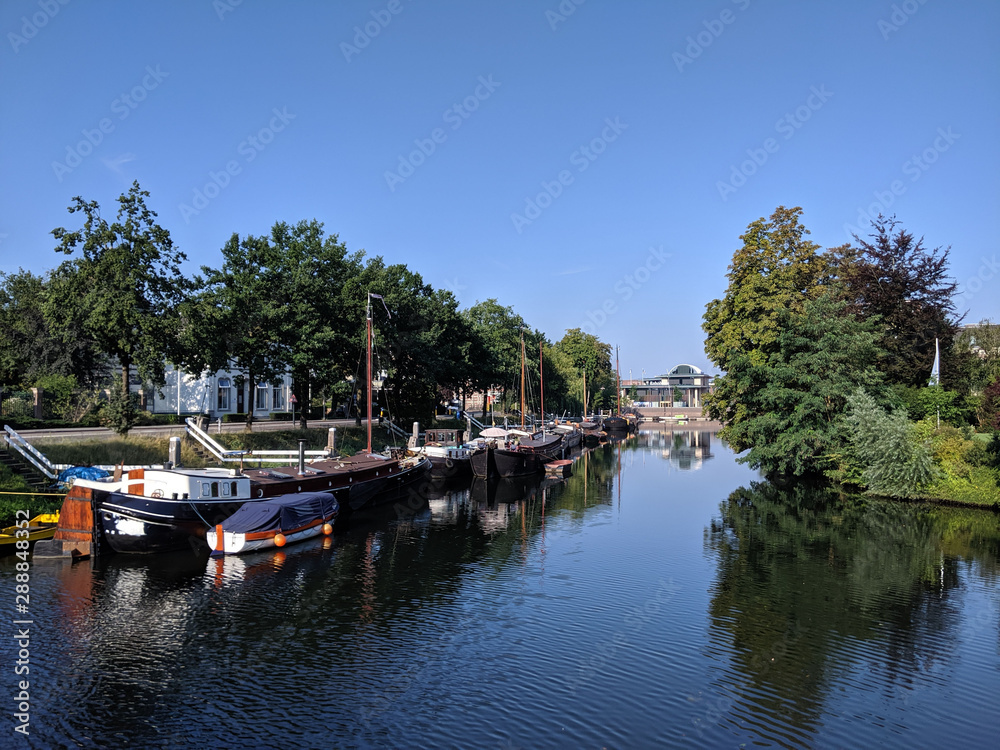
[703,206,999,496]
[1,182,620,433]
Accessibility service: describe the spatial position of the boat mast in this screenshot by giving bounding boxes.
[616,345,622,415]
[582,367,587,419]
[366,293,373,454]
[520,329,526,429]
[539,340,544,433]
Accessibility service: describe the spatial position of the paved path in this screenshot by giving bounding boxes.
[12,419,360,443]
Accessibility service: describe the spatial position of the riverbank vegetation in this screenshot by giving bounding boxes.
[704,207,1000,507]
[1,182,620,436]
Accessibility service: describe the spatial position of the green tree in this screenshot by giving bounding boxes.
[199,233,287,431]
[463,299,528,406]
[103,373,141,436]
[341,257,475,424]
[835,215,962,389]
[956,319,1000,393]
[552,328,615,413]
[718,294,886,477]
[49,182,191,434]
[703,206,833,423]
[268,220,358,429]
[0,269,105,388]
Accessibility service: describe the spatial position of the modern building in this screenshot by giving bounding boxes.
[622,364,714,408]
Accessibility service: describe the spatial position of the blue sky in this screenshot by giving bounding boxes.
[2,0,998,378]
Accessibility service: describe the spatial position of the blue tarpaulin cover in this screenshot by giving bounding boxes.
[220,492,338,534]
[59,466,111,483]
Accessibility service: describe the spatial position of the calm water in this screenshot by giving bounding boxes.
[4,428,1000,749]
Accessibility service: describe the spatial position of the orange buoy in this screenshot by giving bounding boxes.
[322,523,333,536]
[274,532,287,547]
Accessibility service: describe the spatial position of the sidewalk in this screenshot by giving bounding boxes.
[9,418,358,443]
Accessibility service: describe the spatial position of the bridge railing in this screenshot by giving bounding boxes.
[2,425,59,480]
[184,417,329,463]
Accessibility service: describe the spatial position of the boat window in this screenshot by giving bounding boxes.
[201,482,210,496]
[231,481,239,496]
[221,482,230,497]
[211,482,219,497]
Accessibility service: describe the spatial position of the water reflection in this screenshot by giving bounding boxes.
[702,480,1000,747]
[636,425,716,470]
[13,438,1000,748]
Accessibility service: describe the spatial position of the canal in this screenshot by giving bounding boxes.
[5,427,999,748]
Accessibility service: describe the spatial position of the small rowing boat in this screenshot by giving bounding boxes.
[0,513,59,551]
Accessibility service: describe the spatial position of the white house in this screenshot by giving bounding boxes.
[146,364,294,419]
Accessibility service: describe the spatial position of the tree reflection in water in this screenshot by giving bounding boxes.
[701,479,1000,745]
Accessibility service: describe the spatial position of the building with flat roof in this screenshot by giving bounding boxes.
[622,364,714,408]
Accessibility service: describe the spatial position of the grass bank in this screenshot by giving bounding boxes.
[0,463,60,528]
[1,426,402,527]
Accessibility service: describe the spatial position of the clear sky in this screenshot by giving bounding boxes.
[2,0,998,378]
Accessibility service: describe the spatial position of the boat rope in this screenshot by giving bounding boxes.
[186,499,216,531]
[0,490,65,496]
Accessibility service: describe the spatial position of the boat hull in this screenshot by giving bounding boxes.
[493,448,546,477]
[470,446,496,479]
[99,493,246,554]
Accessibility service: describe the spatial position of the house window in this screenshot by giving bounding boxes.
[272,386,285,411]
[255,384,269,411]
[217,378,231,411]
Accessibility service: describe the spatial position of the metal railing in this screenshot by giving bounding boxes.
[184,417,330,463]
[2,425,59,480]
[382,418,410,441]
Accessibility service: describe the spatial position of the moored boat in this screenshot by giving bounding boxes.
[0,513,59,552]
[207,492,339,555]
[416,428,473,478]
[79,467,255,554]
[552,423,583,450]
[240,451,430,512]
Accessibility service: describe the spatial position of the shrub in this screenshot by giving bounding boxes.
[843,389,936,498]
[101,375,140,436]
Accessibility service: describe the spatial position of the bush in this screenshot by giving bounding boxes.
[101,375,140,436]
[843,389,936,498]
[270,412,293,421]
[891,384,974,426]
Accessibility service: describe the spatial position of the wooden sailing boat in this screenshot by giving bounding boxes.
[472,330,559,477]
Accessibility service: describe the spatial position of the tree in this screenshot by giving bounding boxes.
[0,269,105,388]
[717,294,886,477]
[956,319,1000,393]
[835,215,962,389]
[199,233,287,431]
[341,257,475,424]
[463,299,529,406]
[552,328,615,413]
[49,182,191,434]
[268,220,357,429]
[980,376,1000,431]
[703,206,833,423]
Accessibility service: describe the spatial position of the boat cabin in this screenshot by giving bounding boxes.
[72,467,253,501]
